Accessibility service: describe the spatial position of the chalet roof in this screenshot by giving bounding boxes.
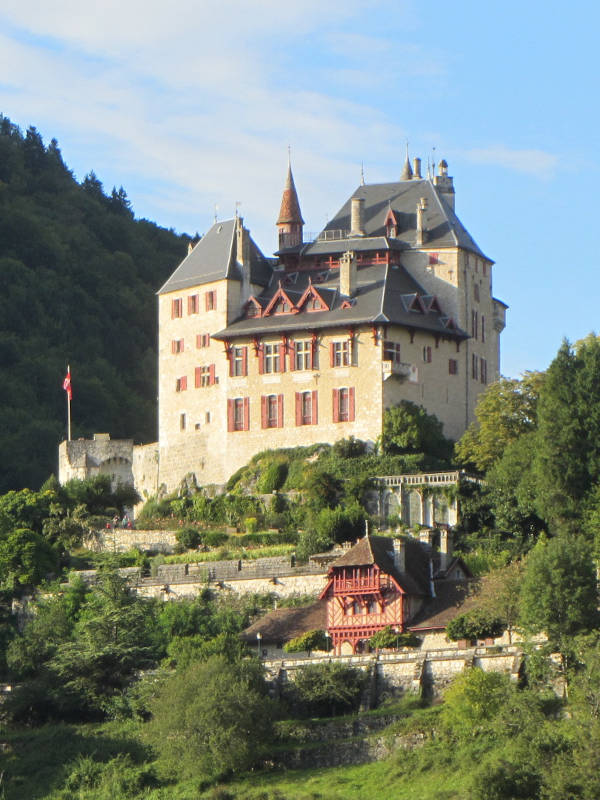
[240,601,327,644]
[303,178,489,261]
[329,535,431,597]
[212,262,467,341]
[158,219,272,295]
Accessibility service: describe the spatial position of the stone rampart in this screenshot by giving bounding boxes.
[84,529,178,553]
[264,646,522,702]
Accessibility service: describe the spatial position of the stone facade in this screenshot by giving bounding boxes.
[58,435,134,489]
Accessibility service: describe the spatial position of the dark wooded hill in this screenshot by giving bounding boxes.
[0,114,189,491]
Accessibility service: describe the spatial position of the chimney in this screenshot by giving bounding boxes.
[416,197,427,246]
[433,159,455,211]
[412,157,422,179]
[236,216,252,304]
[439,527,453,572]
[350,197,365,237]
[339,250,357,297]
[392,538,405,573]
[419,528,434,550]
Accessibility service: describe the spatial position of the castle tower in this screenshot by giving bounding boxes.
[276,158,304,249]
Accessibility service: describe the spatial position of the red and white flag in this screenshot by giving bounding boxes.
[62,367,72,401]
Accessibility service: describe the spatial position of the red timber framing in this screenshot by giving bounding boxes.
[320,565,406,655]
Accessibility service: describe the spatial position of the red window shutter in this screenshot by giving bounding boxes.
[195,367,201,388]
[288,340,296,371]
[312,390,318,425]
[171,299,176,318]
[180,376,187,391]
[209,364,215,386]
[295,392,302,426]
[228,352,234,377]
[258,345,264,375]
[171,340,176,354]
[205,293,209,311]
[261,396,267,429]
[187,296,193,314]
[332,388,339,423]
[349,387,355,422]
[330,342,335,367]
[242,347,248,377]
[227,399,234,432]
[279,343,286,373]
[278,394,284,428]
[243,397,250,430]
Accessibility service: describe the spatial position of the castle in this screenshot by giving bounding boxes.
[60,155,506,496]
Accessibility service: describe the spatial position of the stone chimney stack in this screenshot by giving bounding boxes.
[236,216,252,304]
[419,528,434,550]
[439,527,453,572]
[433,159,455,211]
[416,197,427,246]
[339,250,357,298]
[350,197,365,237]
[412,157,422,179]
[392,538,405,573]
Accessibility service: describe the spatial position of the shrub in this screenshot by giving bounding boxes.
[175,526,201,550]
[245,517,258,534]
[284,630,329,653]
[369,626,420,649]
[287,662,366,717]
[257,461,288,493]
[200,531,229,548]
[446,608,505,641]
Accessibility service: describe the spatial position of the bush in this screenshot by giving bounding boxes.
[175,526,201,550]
[257,461,288,493]
[244,517,258,534]
[284,630,329,653]
[369,626,420,650]
[446,608,505,641]
[287,662,366,717]
[199,531,229,548]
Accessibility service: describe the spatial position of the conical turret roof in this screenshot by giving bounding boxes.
[277,163,305,225]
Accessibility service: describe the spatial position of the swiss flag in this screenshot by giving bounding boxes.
[62,367,72,401]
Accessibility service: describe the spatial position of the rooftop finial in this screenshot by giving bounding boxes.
[214,203,219,223]
[235,200,241,218]
[360,161,365,186]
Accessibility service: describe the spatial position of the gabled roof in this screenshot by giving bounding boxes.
[301,178,489,261]
[158,219,272,295]
[212,263,468,341]
[328,535,431,597]
[240,601,326,644]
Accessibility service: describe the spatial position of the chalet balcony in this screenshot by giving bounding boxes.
[332,574,394,595]
[382,360,416,381]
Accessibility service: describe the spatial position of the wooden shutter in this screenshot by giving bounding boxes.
[348,387,355,422]
[209,364,216,386]
[295,392,302,426]
[277,394,284,428]
[180,376,187,391]
[227,399,234,432]
[332,388,339,423]
[330,342,335,367]
[243,397,250,430]
[258,345,264,375]
[195,367,201,388]
[171,340,177,354]
[279,343,286,373]
[312,390,318,425]
[242,347,248,377]
[261,396,267,429]
[288,340,296,371]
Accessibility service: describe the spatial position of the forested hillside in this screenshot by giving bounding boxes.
[0,115,189,492]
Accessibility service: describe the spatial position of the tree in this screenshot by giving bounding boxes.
[441,668,514,737]
[144,655,274,781]
[284,629,328,654]
[533,338,600,530]
[381,401,453,460]
[287,661,366,717]
[0,527,58,591]
[455,372,544,473]
[519,535,599,681]
[476,562,524,644]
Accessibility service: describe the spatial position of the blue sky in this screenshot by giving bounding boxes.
[0,0,597,378]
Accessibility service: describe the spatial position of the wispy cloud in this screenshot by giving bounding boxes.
[464,145,558,178]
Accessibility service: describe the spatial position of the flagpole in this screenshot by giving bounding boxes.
[66,364,72,441]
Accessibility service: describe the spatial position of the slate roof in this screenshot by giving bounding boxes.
[212,262,467,341]
[408,579,478,631]
[299,178,489,260]
[328,535,431,597]
[240,601,327,644]
[277,164,304,225]
[158,219,272,295]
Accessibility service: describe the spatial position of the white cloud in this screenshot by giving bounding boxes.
[464,145,558,178]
